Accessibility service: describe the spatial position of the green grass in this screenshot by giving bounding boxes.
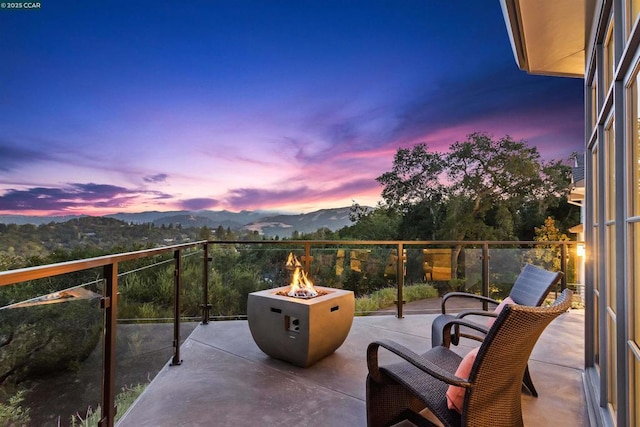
[355,283,438,315]
[70,383,145,427]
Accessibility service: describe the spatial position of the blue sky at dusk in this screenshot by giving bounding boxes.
[0,1,584,216]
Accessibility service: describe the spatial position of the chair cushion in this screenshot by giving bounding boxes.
[487,296,515,327]
[445,346,479,413]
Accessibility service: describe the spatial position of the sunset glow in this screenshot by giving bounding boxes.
[0,1,583,216]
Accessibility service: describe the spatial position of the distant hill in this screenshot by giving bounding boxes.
[0,207,361,237]
[0,214,86,225]
[243,207,354,237]
[150,214,244,230]
[105,209,275,226]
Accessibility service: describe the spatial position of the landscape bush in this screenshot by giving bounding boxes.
[0,389,30,426]
[0,294,101,387]
[355,283,437,314]
[70,383,145,427]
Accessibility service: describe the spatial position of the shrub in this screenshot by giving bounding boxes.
[0,299,102,386]
[70,383,145,426]
[355,283,437,314]
[403,283,439,301]
[354,296,379,313]
[0,389,30,426]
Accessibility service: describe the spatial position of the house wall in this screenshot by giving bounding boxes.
[584,1,640,425]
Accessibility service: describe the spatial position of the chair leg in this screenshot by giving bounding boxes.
[522,365,538,397]
[431,314,458,347]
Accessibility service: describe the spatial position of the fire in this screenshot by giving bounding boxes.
[279,253,325,298]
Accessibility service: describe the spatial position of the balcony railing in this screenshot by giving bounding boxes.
[0,239,582,427]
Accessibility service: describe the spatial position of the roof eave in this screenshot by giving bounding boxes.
[500,0,588,78]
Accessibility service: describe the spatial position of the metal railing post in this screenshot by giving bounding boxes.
[99,263,118,427]
[560,242,567,291]
[481,243,490,311]
[395,243,405,318]
[304,242,311,272]
[171,249,182,366]
[201,243,211,325]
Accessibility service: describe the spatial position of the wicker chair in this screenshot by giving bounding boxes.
[431,264,563,397]
[366,289,572,427]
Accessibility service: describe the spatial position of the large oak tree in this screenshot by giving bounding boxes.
[375,133,579,274]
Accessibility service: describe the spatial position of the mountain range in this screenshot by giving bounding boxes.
[0,207,360,237]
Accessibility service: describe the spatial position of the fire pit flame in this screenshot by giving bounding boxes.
[279,253,325,299]
[288,268,317,298]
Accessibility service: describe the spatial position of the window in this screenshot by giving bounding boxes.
[634,224,640,346]
[594,147,600,225]
[605,19,615,90]
[633,75,640,216]
[608,315,618,412]
[633,355,640,425]
[630,56,640,426]
[605,117,617,415]
[592,146,600,368]
[630,0,640,36]
[631,223,640,426]
[605,120,615,313]
[592,79,599,130]
[606,122,616,223]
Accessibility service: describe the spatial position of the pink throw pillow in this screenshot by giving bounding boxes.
[487,296,515,327]
[446,347,479,413]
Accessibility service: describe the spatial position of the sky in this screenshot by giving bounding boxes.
[0,1,584,216]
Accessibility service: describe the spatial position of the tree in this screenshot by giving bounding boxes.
[528,216,570,272]
[348,202,373,222]
[397,198,445,240]
[376,132,578,276]
[296,227,336,240]
[377,133,574,239]
[338,205,401,240]
[441,133,549,240]
[198,226,212,241]
[377,143,446,214]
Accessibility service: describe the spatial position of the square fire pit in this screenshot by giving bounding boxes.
[247,286,354,367]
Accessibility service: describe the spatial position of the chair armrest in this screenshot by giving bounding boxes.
[455,310,498,321]
[441,318,492,347]
[367,339,471,389]
[440,292,499,314]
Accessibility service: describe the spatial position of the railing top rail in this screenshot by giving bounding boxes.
[0,241,207,287]
[205,239,583,246]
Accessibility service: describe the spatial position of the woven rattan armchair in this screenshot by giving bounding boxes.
[431,263,563,397]
[366,289,572,427]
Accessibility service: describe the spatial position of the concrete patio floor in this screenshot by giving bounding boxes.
[116,308,588,427]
